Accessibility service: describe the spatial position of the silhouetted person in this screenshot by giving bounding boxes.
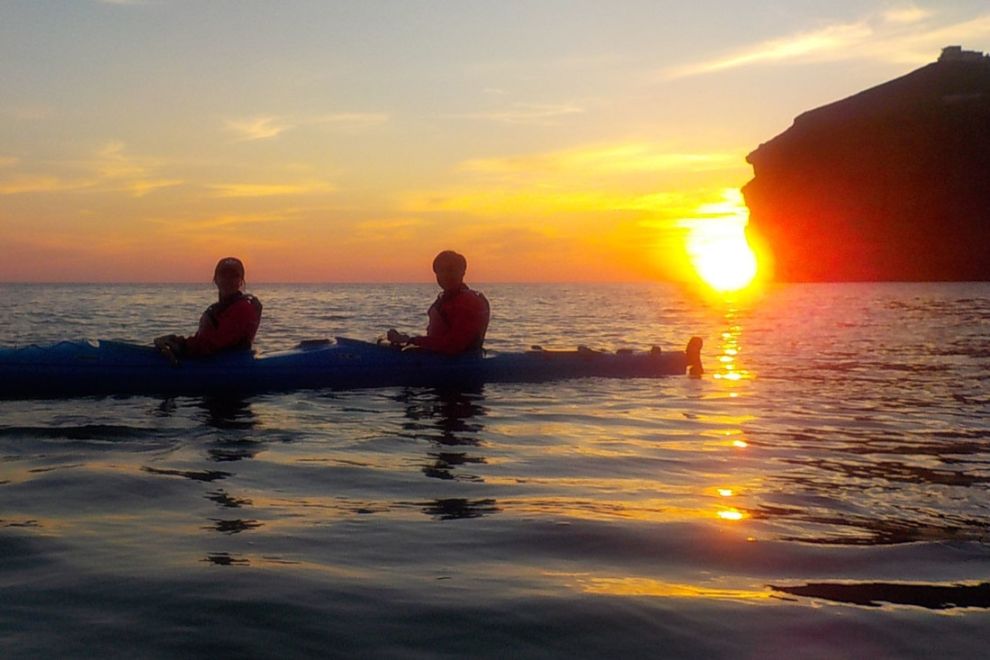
[155,257,262,360]
[387,250,490,355]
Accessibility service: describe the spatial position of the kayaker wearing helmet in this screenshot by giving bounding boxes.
[387,250,490,355]
[154,257,263,361]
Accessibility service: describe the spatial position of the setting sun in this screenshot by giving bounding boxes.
[681,190,759,291]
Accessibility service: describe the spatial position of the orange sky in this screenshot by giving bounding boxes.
[2,2,987,283]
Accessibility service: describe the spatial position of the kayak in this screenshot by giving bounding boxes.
[0,336,703,399]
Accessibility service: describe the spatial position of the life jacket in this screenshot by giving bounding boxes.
[421,286,490,354]
[203,293,263,332]
[184,292,263,356]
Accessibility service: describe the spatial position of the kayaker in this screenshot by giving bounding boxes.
[387,250,490,355]
[154,257,263,360]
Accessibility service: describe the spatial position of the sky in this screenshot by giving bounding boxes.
[1,0,988,283]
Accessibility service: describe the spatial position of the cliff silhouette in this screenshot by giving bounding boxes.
[743,47,990,281]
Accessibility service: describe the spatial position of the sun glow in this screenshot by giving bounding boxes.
[681,190,759,291]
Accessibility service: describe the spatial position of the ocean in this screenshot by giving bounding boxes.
[1,282,988,658]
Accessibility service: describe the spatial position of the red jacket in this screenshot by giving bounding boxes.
[182,293,262,357]
[410,286,490,355]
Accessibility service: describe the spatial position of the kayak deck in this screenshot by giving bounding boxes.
[0,336,703,399]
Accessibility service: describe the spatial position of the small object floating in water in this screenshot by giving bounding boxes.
[0,336,703,399]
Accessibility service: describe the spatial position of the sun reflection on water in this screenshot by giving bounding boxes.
[712,310,750,383]
[706,302,757,524]
[558,574,771,602]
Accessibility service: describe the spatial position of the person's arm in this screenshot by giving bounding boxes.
[183,300,260,357]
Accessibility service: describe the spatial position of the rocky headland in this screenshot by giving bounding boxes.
[743,46,990,281]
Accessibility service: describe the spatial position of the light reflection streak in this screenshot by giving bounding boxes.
[711,312,750,383]
[559,574,771,602]
[443,492,757,524]
[708,303,757,522]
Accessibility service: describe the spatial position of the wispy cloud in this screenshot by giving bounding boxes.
[351,217,430,242]
[664,7,990,78]
[312,113,390,129]
[207,181,335,198]
[225,112,389,140]
[87,141,182,196]
[225,116,294,141]
[0,175,84,196]
[400,188,606,216]
[92,141,150,179]
[668,22,873,78]
[445,102,584,125]
[125,179,183,196]
[0,142,181,197]
[150,212,290,232]
[462,143,738,178]
[400,141,743,220]
[883,6,935,24]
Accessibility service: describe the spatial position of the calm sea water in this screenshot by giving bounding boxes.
[1,282,989,658]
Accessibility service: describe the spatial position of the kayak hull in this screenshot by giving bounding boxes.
[0,337,702,399]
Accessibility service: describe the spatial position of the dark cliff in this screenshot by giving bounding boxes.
[743,47,990,281]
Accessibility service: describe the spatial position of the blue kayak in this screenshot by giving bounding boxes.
[0,336,703,399]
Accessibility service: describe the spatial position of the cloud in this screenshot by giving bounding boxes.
[400,188,630,216]
[87,141,182,196]
[224,112,389,141]
[0,142,181,197]
[399,142,744,222]
[445,103,584,125]
[401,181,735,221]
[352,217,429,240]
[225,116,294,141]
[0,175,84,195]
[92,141,150,179]
[150,212,290,232]
[125,179,184,196]
[665,21,874,78]
[312,113,390,129]
[207,181,335,198]
[883,6,935,24]
[664,7,990,78]
[450,225,568,266]
[461,143,739,178]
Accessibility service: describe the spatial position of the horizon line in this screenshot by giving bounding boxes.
[0,279,695,286]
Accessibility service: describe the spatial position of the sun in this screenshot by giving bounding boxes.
[681,190,759,292]
[689,224,757,291]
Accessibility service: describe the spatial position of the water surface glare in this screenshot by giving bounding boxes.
[1,282,989,658]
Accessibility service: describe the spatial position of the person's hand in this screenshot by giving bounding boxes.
[154,334,178,349]
[154,335,183,365]
[386,329,410,344]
